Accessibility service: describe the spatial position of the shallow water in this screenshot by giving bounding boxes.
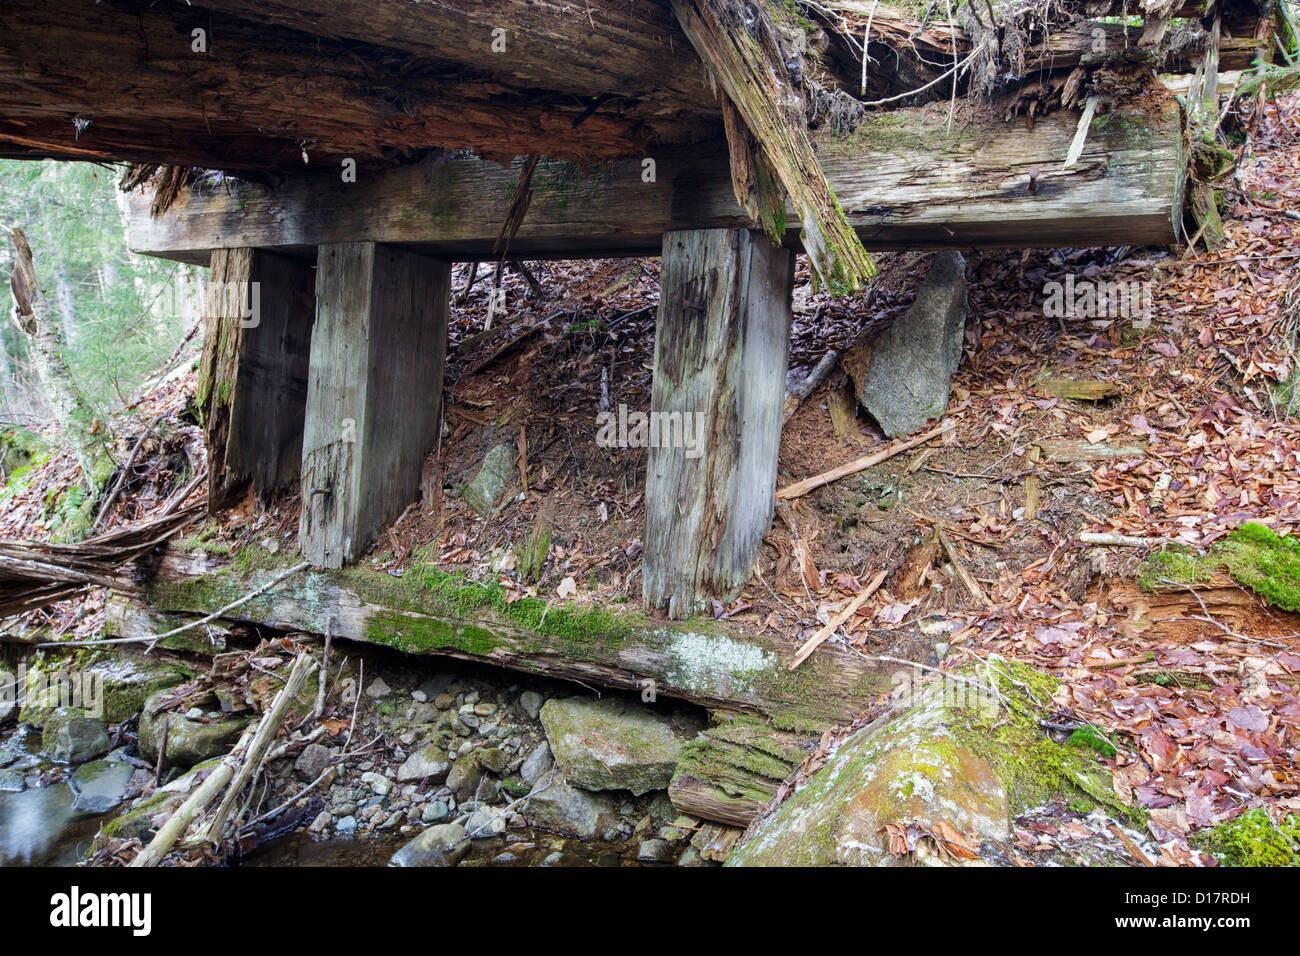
[243,827,652,867]
[0,727,111,866]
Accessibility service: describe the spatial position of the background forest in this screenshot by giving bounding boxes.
[0,160,198,424]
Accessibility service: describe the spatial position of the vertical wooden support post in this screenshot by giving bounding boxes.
[299,242,448,568]
[198,248,314,511]
[642,228,793,619]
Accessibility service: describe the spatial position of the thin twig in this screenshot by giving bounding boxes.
[38,561,311,649]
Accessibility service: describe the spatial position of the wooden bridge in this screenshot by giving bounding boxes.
[1,0,1278,618]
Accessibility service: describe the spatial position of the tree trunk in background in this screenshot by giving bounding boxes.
[6,225,106,488]
[53,267,79,349]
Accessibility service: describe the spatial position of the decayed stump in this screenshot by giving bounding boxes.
[299,243,449,567]
[842,251,967,437]
[197,248,314,510]
[643,228,793,619]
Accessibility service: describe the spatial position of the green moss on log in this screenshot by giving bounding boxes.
[1138,523,1300,612]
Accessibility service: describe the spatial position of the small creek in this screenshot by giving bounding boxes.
[0,726,114,866]
[1,724,665,867]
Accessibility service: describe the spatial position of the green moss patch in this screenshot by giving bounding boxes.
[1139,523,1300,612]
[1192,809,1300,867]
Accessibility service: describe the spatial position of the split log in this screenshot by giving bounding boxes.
[126,548,912,732]
[643,228,793,619]
[671,0,874,290]
[125,97,1188,264]
[668,715,814,827]
[129,723,256,867]
[193,651,317,844]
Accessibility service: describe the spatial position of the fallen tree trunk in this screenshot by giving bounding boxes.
[114,548,916,731]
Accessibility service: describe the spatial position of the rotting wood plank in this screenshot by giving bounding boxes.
[127,548,914,732]
[668,715,814,826]
[299,243,448,568]
[125,99,1188,265]
[671,0,873,290]
[643,228,793,619]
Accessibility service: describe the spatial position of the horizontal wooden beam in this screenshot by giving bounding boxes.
[128,549,901,732]
[0,0,715,171]
[127,97,1186,262]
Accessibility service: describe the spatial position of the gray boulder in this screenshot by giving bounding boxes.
[521,770,619,840]
[520,742,553,786]
[41,707,110,764]
[460,444,515,517]
[70,758,134,813]
[294,743,334,781]
[390,823,469,866]
[539,696,685,795]
[842,250,967,437]
[397,743,451,783]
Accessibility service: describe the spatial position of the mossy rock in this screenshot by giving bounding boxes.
[91,656,188,724]
[1192,809,1300,866]
[729,660,1126,866]
[1139,523,1300,612]
[41,706,111,764]
[101,758,222,843]
[540,696,688,796]
[138,690,252,769]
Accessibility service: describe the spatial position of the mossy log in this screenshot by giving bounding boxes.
[669,715,814,826]
[127,548,910,732]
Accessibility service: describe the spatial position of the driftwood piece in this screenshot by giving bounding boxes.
[782,349,841,425]
[194,651,318,844]
[1038,376,1121,401]
[129,724,256,867]
[789,568,888,669]
[937,528,990,607]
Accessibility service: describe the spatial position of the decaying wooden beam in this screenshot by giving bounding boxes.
[198,249,314,511]
[671,0,875,291]
[299,243,449,567]
[643,228,793,620]
[124,548,910,732]
[669,714,814,826]
[126,97,1188,264]
[0,0,716,171]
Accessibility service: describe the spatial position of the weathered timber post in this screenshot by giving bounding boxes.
[299,242,449,568]
[643,228,793,619]
[198,248,314,511]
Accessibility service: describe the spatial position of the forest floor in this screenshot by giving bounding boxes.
[4,94,1300,866]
